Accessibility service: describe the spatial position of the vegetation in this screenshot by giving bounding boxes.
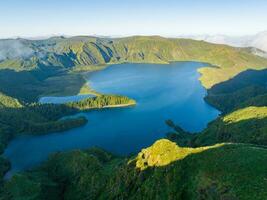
[1,36,267,91]
[0,93,21,108]
[0,93,135,190]
[0,101,81,154]
[223,106,267,123]
[134,139,224,170]
[1,141,267,200]
[1,37,267,199]
[0,68,91,103]
[193,107,267,146]
[0,94,135,153]
[205,69,267,113]
[66,95,136,110]
[189,69,267,147]
[165,119,193,146]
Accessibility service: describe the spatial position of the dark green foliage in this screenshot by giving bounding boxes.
[192,69,267,146]
[0,157,10,190]
[0,93,134,192]
[2,144,267,200]
[205,69,267,113]
[2,172,60,200]
[193,116,267,147]
[0,68,88,103]
[2,148,118,200]
[1,37,267,199]
[165,119,194,146]
[19,116,87,136]
[0,103,86,154]
[66,94,136,110]
[0,94,134,155]
[0,90,136,198]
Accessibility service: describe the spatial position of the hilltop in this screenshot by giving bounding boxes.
[2,140,267,200]
[1,36,267,90]
[1,36,267,199]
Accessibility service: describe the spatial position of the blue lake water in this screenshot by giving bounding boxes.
[39,94,95,104]
[4,62,220,176]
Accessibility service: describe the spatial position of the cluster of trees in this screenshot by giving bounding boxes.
[0,103,83,153]
[0,93,136,187]
[0,94,135,155]
[2,142,267,200]
[67,95,136,110]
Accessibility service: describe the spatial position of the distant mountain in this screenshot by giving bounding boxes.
[1,36,267,89]
[185,31,267,57]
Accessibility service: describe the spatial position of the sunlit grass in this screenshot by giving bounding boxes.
[223,106,267,124]
[135,139,225,170]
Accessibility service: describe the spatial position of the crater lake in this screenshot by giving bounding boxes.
[4,62,220,177]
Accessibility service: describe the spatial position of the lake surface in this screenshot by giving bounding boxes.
[39,94,95,104]
[4,62,220,177]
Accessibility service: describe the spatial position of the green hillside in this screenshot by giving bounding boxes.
[188,69,267,147]
[192,106,267,146]
[0,94,134,148]
[1,36,267,90]
[205,69,267,113]
[1,36,267,199]
[0,93,136,191]
[2,140,267,200]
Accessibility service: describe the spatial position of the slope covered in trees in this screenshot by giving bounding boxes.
[1,140,266,200]
[205,69,267,113]
[1,37,267,199]
[0,94,135,154]
[190,69,267,147]
[0,93,135,187]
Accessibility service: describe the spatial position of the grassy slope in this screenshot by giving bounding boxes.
[1,36,267,199]
[190,69,267,147]
[193,106,267,146]
[47,36,267,88]
[223,106,267,123]
[2,140,267,200]
[1,36,267,90]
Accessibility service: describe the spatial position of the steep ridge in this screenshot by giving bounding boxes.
[1,141,266,200]
[1,37,267,199]
[1,36,267,88]
[190,69,267,146]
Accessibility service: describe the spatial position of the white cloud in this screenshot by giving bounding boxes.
[0,40,34,60]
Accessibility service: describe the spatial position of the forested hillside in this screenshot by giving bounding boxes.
[2,140,266,200]
[191,69,267,146]
[0,37,267,199]
[0,93,135,189]
[1,66,267,200]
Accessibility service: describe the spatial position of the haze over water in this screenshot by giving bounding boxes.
[4,62,220,176]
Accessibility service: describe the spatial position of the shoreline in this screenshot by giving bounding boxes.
[77,102,137,111]
[102,102,136,108]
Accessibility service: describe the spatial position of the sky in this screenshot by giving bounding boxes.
[0,0,267,38]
